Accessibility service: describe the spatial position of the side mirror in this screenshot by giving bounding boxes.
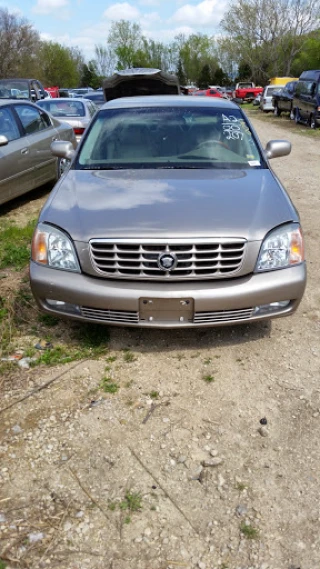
[265,140,291,159]
[0,135,9,147]
[51,140,76,161]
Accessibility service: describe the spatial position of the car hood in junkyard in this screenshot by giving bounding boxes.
[40,168,297,242]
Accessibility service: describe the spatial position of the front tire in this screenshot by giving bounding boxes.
[274,105,281,116]
[309,114,317,129]
[294,108,300,124]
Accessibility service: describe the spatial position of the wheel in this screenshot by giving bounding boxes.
[274,105,281,116]
[294,108,300,124]
[309,114,317,129]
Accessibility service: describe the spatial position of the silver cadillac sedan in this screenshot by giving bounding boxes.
[30,96,306,328]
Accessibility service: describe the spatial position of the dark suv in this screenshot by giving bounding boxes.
[292,70,320,128]
[272,80,298,117]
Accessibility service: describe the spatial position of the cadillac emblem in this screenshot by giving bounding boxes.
[157,252,177,271]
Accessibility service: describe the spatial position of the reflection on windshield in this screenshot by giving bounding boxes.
[0,80,29,99]
[77,106,263,171]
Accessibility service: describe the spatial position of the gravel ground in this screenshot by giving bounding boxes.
[0,114,319,569]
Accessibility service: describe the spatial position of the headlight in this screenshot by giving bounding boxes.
[256,223,304,272]
[31,223,80,272]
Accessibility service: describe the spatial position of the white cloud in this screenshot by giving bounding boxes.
[32,0,70,18]
[103,3,141,21]
[170,0,225,27]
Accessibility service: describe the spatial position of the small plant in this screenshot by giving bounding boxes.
[149,390,159,399]
[203,374,215,383]
[100,376,119,394]
[235,482,247,491]
[119,491,142,512]
[124,516,131,524]
[0,559,8,569]
[108,502,117,511]
[240,522,259,539]
[106,355,117,363]
[203,358,212,365]
[122,350,136,363]
[150,505,157,511]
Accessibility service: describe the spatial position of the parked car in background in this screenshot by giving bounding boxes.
[78,91,105,108]
[272,80,298,117]
[0,78,47,102]
[37,97,98,142]
[233,82,263,103]
[192,88,224,98]
[30,95,306,328]
[260,85,285,112]
[0,99,77,206]
[253,93,262,106]
[292,69,320,128]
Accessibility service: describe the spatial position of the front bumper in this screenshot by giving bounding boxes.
[30,262,306,328]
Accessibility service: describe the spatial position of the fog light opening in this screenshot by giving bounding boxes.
[254,300,291,316]
[46,299,80,314]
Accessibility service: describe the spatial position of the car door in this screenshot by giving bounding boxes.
[13,103,59,187]
[0,104,34,205]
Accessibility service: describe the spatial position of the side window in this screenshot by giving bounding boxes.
[88,102,97,117]
[14,105,51,135]
[0,107,21,141]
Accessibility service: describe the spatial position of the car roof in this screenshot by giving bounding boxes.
[37,97,89,103]
[0,99,39,108]
[100,95,238,110]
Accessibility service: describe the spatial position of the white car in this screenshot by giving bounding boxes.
[260,85,284,112]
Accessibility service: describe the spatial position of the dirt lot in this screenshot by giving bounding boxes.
[0,114,319,569]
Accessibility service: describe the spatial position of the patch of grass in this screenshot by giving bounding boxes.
[203,374,215,383]
[73,323,110,349]
[235,482,247,491]
[150,505,157,511]
[119,491,142,512]
[203,358,212,365]
[37,313,60,326]
[122,350,136,363]
[100,376,119,394]
[0,220,36,270]
[149,390,159,399]
[108,502,117,511]
[0,559,7,569]
[124,516,131,524]
[106,355,117,363]
[240,522,259,539]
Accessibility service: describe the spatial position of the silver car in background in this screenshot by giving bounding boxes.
[37,97,98,143]
[0,99,77,206]
[30,96,306,328]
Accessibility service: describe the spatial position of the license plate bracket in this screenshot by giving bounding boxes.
[139,298,194,323]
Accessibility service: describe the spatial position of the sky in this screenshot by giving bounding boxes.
[3,0,228,61]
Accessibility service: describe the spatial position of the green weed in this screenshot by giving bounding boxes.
[240,522,259,539]
[100,376,119,394]
[122,350,136,363]
[149,390,159,399]
[203,374,215,383]
[119,491,142,512]
[0,220,36,270]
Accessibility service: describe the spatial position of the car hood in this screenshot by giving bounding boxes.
[40,168,297,242]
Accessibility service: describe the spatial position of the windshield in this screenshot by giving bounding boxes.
[0,79,29,99]
[37,99,86,117]
[76,106,263,170]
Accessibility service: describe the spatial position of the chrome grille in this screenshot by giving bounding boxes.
[194,307,254,323]
[80,307,139,323]
[89,238,246,280]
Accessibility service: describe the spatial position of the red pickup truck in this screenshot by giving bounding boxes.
[233,82,263,103]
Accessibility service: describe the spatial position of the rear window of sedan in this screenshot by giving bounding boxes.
[38,100,86,117]
[76,106,263,170]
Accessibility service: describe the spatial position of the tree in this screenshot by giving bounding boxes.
[220,0,320,81]
[173,33,219,84]
[107,20,144,69]
[94,44,116,77]
[38,41,82,87]
[0,8,40,78]
[198,63,212,88]
[177,58,187,85]
[80,61,101,88]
